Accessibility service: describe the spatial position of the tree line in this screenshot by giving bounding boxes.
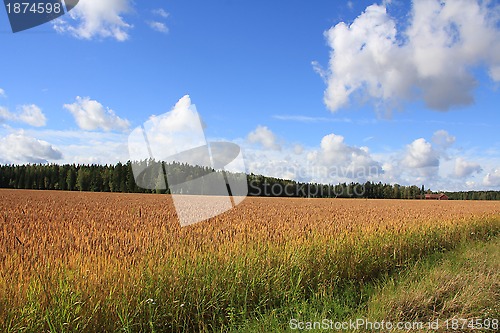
[0,162,498,200]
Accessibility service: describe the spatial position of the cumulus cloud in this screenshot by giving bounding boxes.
[0,104,47,127]
[293,144,304,155]
[432,129,456,148]
[306,133,382,181]
[241,128,495,190]
[53,0,132,41]
[0,88,6,98]
[17,104,47,127]
[146,95,204,135]
[247,125,281,150]
[483,169,500,187]
[401,138,439,176]
[320,0,500,112]
[244,149,307,181]
[0,133,63,164]
[243,133,383,184]
[148,21,169,33]
[128,95,208,163]
[64,96,130,132]
[19,129,130,165]
[454,157,482,178]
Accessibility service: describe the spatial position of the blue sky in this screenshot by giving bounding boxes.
[0,0,499,191]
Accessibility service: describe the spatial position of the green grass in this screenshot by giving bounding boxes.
[229,236,500,332]
[362,236,500,332]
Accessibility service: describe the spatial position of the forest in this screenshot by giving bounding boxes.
[0,161,499,200]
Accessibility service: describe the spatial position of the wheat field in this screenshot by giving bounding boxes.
[0,189,498,332]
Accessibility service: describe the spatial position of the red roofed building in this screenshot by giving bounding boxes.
[425,193,448,200]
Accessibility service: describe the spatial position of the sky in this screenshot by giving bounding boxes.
[0,0,499,191]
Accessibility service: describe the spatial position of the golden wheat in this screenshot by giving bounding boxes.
[0,189,498,331]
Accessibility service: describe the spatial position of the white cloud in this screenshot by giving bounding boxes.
[128,95,207,162]
[242,129,498,190]
[243,132,383,184]
[320,0,500,112]
[378,131,500,190]
[17,104,46,127]
[483,169,500,187]
[4,121,485,191]
[0,105,47,127]
[146,95,204,135]
[247,125,281,150]
[0,132,63,164]
[0,88,6,98]
[454,157,482,178]
[64,96,130,132]
[318,134,352,164]
[0,107,13,123]
[244,150,307,181]
[148,21,169,34]
[402,138,439,168]
[152,8,169,18]
[401,138,439,177]
[53,0,132,41]
[293,144,304,155]
[17,128,129,165]
[312,133,382,180]
[432,129,456,148]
